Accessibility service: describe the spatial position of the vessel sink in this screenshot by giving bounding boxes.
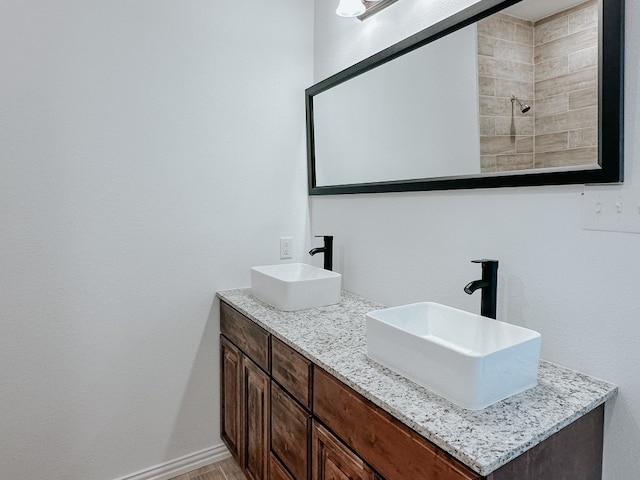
[250,263,341,311]
[366,302,541,410]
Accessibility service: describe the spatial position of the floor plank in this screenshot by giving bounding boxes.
[170,456,245,480]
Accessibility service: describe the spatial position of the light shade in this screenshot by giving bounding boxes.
[336,0,366,17]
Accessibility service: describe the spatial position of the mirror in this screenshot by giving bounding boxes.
[306,0,624,195]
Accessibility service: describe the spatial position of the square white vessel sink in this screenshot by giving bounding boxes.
[366,302,541,410]
[250,263,341,311]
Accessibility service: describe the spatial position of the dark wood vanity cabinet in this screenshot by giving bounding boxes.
[219,300,605,480]
[220,301,479,480]
[220,302,270,480]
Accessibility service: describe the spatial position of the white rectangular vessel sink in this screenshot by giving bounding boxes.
[251,263,341,311]
[366,302,541,410]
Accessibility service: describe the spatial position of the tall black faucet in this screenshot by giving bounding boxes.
[309,235,333,271]
[464,259,498,319]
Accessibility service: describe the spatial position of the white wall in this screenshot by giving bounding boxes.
[0,1,312,479]
[311,0,640,478]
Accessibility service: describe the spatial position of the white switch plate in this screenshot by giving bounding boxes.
[581,186,640,234]
[280,237,292,259]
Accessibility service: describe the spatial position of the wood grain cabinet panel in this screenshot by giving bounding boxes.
[312,421,375,480]
[313,368,479,480]
[272,336,312,409]
[221,301,270,372]
[486,405,604,480]
[271,381,311,480]
[270,453,295,480]
[241,355,270,480]
[220,335,241,460]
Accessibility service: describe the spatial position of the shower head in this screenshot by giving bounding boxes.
[511,95,530,114]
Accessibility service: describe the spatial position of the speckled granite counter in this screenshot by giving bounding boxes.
[217,288,617,476]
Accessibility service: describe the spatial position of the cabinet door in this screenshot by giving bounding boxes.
[241,355,270,480]
[271,381,311,480]
[270,453,295,480]
[220,335,241,460]
[312,421,374,480]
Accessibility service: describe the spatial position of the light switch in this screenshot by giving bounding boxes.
[581,186,640,234]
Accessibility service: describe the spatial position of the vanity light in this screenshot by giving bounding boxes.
[336,0,366,17]
[336,0,399,20]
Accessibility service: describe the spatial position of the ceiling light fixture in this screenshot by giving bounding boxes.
[336,0,399,20]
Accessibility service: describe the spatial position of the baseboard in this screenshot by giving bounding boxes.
[113,444,231,480]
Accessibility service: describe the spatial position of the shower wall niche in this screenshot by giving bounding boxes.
[477,0,598,173]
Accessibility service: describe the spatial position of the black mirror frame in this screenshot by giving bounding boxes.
[306,0,624,195]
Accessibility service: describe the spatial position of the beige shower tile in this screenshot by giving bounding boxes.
[535,94,569,117]
[496,154,534,171]
[569,87,598,110]
[535,132,569,153]
[493,38,533,63]
[569,127,598,148]
[534,26,597,63]
[477,15,515,42]
[497,12,531,27]
[479,96,511,116]
[569,46,598,72]
[535,56,569,82]
[535,16,568,45]
[477,35,495,56]
[515,23,534,45]
[569,2,598,34]
[516,136,534,154]
[495,116,534,136]
[480,135,516,155]
[478,76,496,96]
[478,56,514,79]
[479,55,533,83]
[535,67,597,99]
[495,78,534,100]
[481,155,497,172]
[479,116,496,136]
[535,106,597,135]
[535,147,598,168]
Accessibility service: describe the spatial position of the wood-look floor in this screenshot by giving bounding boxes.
[169,457,246,480]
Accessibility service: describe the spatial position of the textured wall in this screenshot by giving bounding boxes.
[0,1,312,479]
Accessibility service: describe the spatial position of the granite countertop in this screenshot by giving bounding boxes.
[217,288,618,476]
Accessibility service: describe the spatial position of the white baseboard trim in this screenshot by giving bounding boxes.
[113,444,231,480]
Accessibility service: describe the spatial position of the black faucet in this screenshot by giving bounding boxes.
[309,235,333,271]
[464,259,498,319]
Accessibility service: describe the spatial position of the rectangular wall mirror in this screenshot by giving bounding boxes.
[306,0,624,195]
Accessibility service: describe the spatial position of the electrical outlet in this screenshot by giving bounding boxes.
[280,237,292,259]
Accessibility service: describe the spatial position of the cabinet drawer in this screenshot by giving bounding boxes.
[313,368,479,480]
[272,336,312,409]
[220,301,270,372]
[271,381,311,480]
